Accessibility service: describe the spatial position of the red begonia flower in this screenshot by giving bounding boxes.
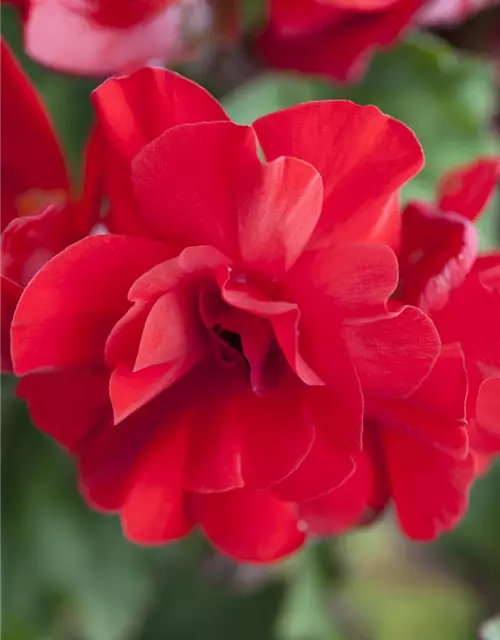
[11,68,441,562]
[256,0,499,82]
[7,0,236,76]
[0,40,101,371]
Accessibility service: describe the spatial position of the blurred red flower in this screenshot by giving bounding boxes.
[5,0,237,76]
[256,0,500,82]
[0,40,100,372]
[10,68,442,562]
[300,157,500,539]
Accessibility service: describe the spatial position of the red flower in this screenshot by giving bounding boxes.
[300,157,500,539]
[10,68,440,562]
[0,40,100,371]
[256,0,499,82]
[6,0,237,76]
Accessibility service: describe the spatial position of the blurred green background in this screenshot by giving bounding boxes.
[2,4,500,639]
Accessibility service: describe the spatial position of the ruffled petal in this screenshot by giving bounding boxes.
[11,235,170,374]
[253,101,423,247]
[190,489,305,562]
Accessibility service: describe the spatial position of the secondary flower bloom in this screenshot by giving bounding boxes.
[1,40,100,371]
[11,68,442,562]
[6,0,236,76]
[300,157,500,537]
[256,0,500,82]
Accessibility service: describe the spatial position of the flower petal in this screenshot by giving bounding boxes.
[343,306,440,397]
[1,39,69,229]
[16,366,111,452]
[121,415,194,544]
[132,121,260,255]
[190,489,305,562]
[0,275,21,373]
[253,100,423,247]
[382,427,474,539]
[437,157,500,221]
[237,155,323,277]
[398,202,479,312]
[11,235,170,374]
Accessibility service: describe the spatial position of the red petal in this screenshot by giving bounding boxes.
[190,489,305,562]
[109,358,196,424]
[286,242,399,320]
[134,290,203,371]
[253,101,423,247]
[297,449,376,535]
[1,39,69,227]
[1,275,21,373]
[1,204,77,286]
[272,420,355,501]
[432,263,500,378]
[11,235,170,374]
[237,155,323,277]
[343,306,440,397]
[129,246,231,303]
[16,366,111,452]
[437,157,500,221]
[382,427,474,539]
[132,121,260,255]
[93,68,228,162]
[398,202,479,312]
[92,67,228,236]
[186,369,315,492]
[368,344,468,458]
[25,1,183,76]
[121,416,193,544]
[475,377,500,452]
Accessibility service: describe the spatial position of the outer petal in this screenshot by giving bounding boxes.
[382,427,475,539]
[121,415,194,544]
[1,39,69,229]
[16,367,111,452]
[11,235,170,374]
[367,344,468,458]
[92,68,228,162]
[78,390,170,511]
[25,0,183,76]
[190,489,305,562]
[132,121,260,255]
[297,447,382,535]
[0,275,22,373]
[343,306,441,397]
[253,101,423,247]
[397,202,479,312]
[432,263,500,377]
[92,67,228,235]
[436,157,500,221]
